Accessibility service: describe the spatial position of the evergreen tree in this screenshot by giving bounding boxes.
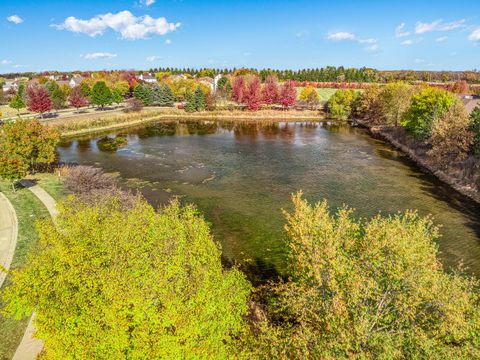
[193,86,205,111]
[184,92,197,113]
[163,84,175,106]
[133,84,153,106]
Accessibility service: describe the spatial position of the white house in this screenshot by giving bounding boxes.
[69,77,83,88]
[2,80,18,92]
[138,74,157,83]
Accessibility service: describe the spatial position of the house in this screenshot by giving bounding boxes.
[69,77,83,88]
[137,73,157,83]
[2,80,18,92]
[197,76,214,91]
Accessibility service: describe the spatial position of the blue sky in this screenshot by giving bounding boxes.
[1,0,479,73]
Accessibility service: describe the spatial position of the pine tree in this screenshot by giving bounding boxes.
[184,92,197,112]
[163,84,175,106]
[133,84,153,106]
[194,86,205,111]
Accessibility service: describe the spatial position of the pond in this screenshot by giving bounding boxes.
[57,120,480,280]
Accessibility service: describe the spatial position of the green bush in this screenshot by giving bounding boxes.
[470,106,480,155]
[326,89,358,119]
[402,87,458,140]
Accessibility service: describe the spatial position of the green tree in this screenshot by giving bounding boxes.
[0,119,59,186]
[352,84,382,122]
[111,89,124,105]
[378,82,415,126]
[402,87,458,140]
[246,193,480,359]
[9,84,25,115]
[2,196,251,359]
[91,81,112,109]
[184,86,205,113]
[327,89,358,119]
[133,83,153,106]
[51,87,67,111]
[470,106,480,155]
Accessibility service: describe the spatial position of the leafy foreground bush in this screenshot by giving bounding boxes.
[2,196,251,359]
[245,193,480,359]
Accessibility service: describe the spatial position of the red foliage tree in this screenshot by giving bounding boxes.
[121,71,138,90]
[279,80,297,108]
[244,76,262,110]
[69,86,89,112]
[451,80,470,94]
[232,76,246,103]
[262,75,279,104]
[26,85,52,118]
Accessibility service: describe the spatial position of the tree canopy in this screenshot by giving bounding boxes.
[245,193,480,359]
[2,196,251,359]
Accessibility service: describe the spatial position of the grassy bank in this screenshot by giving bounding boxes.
[0,181,51,360]
[44,108,324,137]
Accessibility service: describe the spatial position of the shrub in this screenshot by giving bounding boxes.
[124,98,144,113]
[402,87,457,140]
[327,89,358,119]
[63,165,117,195]
[428,103,474,166]
[470,106,480,155]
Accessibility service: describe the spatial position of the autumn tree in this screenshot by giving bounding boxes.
[232,76,246,103]
[244,76,262,110]
[91,81,112,109]
[402,87,457,140]
[451,80,469,94]
[378,82,415,126]
[68,86,89,112]
[0,119,59,185]
[262,76,279,104]
[470,106,480,155]
[428,102,474,166]
[279,80,297,108]
[2,196,251,359]
[9,84,25,115]
[352,84,382,122]
[26,84,53,118]
[327,89,357,119]
[245,193,480,359]
[298,86,320,107]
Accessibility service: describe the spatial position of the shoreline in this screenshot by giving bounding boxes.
[55,109,325,138]
[354,119,480,205]
[53,110,480,205]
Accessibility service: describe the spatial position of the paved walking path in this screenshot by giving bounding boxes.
[13,180,58,360]
[0,192,18,288]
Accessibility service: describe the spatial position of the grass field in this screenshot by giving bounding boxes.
[296,87,338,102]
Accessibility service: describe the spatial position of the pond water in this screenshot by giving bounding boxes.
[57,120,480,280]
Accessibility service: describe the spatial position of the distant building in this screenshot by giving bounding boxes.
[2,79,19,92]
[137,73,157,83]
[69,77,83,88]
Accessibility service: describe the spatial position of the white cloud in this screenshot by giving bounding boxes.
[401,39,414,45]
[54,10,180,40]
[7,15,23,24]
[13,64,29,68]
[146,55,162,62]
[414,58,426,64]
[327,31,378,51]
[435,36,448,43]
[327,31,356,41]
[415,19,465,34]
[1,59,12,65]
[165,39,172,44]
[81,52,117,60]
[142,0,155,6]
[468,29,480,42]
[395,23,410,38]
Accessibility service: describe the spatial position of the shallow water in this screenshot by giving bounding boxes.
[57,120,480,279]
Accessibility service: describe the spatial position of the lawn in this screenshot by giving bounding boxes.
[0,180,51,360]
[296,87,338,103]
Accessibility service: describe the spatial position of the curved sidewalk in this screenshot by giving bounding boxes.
[13,180,58,360]
[0,192,18,288]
